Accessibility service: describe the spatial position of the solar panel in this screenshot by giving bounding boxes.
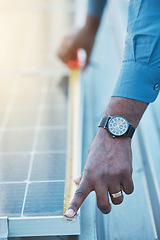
[0,0,81,238]
[0,74,80,237]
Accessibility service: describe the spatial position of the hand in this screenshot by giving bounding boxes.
[57,16,100,67]
[65,96,148,217]
[65,128,134,217]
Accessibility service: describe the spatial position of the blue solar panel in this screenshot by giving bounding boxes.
[30,153,66,181]
[24,182,65,216]
[0,76,68,220]
[0,183,26,217]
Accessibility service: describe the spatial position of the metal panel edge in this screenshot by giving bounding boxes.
[8,215,80,237]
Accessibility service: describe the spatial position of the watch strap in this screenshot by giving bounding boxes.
[125,125,135,138]
[98,117,110,128]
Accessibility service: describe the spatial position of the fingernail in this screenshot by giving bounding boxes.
[65,209,75,217]
[73,177,80,183]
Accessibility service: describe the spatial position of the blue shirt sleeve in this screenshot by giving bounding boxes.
[112,0,160,103]
[87,0,107,18]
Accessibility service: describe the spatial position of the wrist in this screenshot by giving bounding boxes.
[85,15,100,34]
[98,127,131,143]
[103,97,148,129]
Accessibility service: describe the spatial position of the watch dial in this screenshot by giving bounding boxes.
[108,116,129,136]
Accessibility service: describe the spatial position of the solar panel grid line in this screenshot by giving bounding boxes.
[21,80,50,216]
[0,182,26,185]
[0,180,65,185]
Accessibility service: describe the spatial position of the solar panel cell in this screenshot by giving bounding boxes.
[13,91,42,107]
[0,154,30,181]
[30,153,66,181]
[45,90,68,106]
[0,131,35,152]
[24,182,64,216]
[36,129,67,151]
[40,107,67,126]
[18,77,44,90]
[0,183,26,216]
[6,109,38,127]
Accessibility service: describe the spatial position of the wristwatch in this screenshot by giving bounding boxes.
[98,115,135,138]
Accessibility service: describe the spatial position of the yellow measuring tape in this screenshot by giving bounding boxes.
[63,68,81,215]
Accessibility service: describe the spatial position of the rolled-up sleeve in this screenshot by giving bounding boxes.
[112,0,160,103]
[87,0,107,18]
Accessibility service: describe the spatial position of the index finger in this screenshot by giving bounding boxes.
[65,177,92,217]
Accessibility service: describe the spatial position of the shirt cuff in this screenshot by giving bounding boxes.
[112,61,160,103]
[87,0,107,18]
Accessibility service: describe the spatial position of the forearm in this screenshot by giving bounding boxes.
[103,97,148,129]
[84,15,101,34]
[87,0,107,18]
[85,0,107,40]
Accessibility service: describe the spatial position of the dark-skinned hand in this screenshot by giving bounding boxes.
[65,128,134,217]
[65,97,148,217]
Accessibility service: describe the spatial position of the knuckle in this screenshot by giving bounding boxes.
[75,188,86,198]
[83,169,93,183]
[108,171,117,178]
[107,170,120,181]
[107,166,125,178]
[119,166,132,179]
[120,163,131,173]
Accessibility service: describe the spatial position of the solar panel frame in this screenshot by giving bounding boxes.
[8,215,80,237]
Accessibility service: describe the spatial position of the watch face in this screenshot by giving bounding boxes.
[108,116,129,136]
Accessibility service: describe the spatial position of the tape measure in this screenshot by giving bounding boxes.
[63,67,81,215]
